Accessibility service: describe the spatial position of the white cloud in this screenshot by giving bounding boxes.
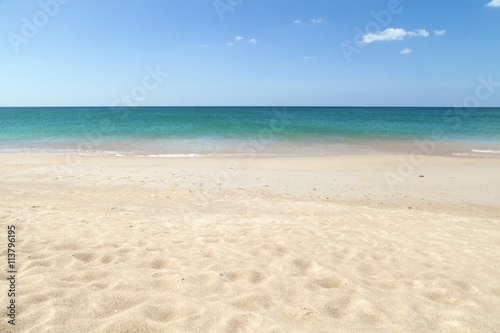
[311,17,323,24]
[226,42,233,47]
[434,29,447,36]
[294,20,302,24]
[200,44,208,48]
[407,29,430,38]
[362,28,406,43]
[302,56,316,61]
[362,28,429,43]
[248,38,257,44]
[400,48,412,55]
[235,36,243,41]
[486,0,500,7]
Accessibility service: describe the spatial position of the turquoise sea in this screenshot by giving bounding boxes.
[1,107,500,157]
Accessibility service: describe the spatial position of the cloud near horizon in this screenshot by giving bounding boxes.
[302,56,316,61]
[362,28,429,43]
[434,29,447,36]
[486,0,500,7]
[311,17,324,24]
[400,48,412,55]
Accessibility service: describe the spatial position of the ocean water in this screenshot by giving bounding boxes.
[1,107,500,157]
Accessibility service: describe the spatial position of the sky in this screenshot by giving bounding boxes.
[0,0,499,107]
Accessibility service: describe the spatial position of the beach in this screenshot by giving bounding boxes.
[1,154,499,332]
[2,0,500,329]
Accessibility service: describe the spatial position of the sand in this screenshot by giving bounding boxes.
[1,154,499,332]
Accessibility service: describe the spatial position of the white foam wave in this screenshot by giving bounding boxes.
[471,149,500,154]
[138,154,203,158]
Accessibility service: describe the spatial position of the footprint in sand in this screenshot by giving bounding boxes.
[314,275,345,289]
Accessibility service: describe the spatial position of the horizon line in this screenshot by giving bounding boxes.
[1,105,499,109]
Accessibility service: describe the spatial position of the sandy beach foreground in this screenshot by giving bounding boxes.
[1,154,499,332]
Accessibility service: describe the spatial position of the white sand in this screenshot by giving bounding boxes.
[1,154,499,332]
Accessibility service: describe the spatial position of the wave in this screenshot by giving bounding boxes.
[453,149,500,158]
[0,148,204,158]
[138,154,204,158]
[471,149,500,154]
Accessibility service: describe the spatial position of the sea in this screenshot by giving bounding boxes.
[1,107,500,158]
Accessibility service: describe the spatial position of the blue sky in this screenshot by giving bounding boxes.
[0,0,499,107]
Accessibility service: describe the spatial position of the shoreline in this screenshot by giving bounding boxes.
[2,140,500,159]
